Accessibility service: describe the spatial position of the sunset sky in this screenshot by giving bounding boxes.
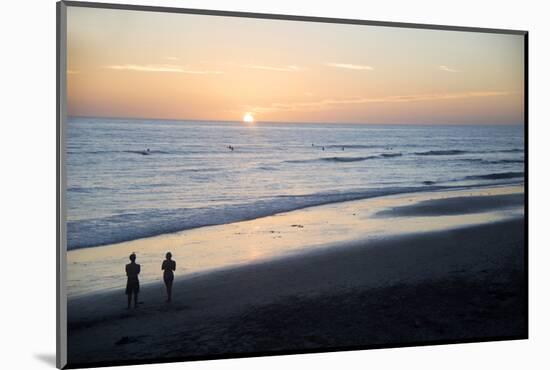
[67,6,525,124]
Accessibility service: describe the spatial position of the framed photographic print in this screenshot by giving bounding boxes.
[57,1,528,368]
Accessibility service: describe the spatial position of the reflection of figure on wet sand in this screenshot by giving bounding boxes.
[125,253,141,309]
[162,252,176,303]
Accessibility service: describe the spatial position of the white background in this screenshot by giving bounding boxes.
[1,0,548,369]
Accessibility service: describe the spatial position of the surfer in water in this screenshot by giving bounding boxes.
[162,252,176,303]
[125,253,141,309]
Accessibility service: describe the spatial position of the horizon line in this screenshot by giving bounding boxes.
[67,115,524,127]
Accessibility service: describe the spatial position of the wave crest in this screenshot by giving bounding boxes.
[415,150,467,156]
[286,153,402,164]
[466,171,524,180]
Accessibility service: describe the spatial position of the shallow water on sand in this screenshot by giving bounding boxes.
[67,185,523,297]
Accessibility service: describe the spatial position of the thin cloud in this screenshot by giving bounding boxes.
[165,56,179,61]
[245,65,302,72]
[325,62,374,71]
[67,69,80,75]
[439,65,459,73]
[246,91,516,113]
[105,64,223,74]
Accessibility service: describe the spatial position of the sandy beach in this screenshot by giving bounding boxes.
[67,187,526,367]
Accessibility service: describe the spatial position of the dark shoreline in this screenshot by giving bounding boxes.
[68,217,525,365]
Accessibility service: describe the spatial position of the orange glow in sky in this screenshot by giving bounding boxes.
[67,7,525,125]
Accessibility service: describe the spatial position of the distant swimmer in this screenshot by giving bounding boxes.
[342,147,345,151]
[227,145,234,151]
[322,146,325,151]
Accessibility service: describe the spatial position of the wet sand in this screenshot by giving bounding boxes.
[67,190,526,366]
[375,193,524,217]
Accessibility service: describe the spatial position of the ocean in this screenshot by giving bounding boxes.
[67,117,524,250]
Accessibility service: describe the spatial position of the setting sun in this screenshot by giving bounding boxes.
[243,112,255,123]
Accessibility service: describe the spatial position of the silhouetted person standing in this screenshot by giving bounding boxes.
[125,253,140,309]
[162,252,176,303]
